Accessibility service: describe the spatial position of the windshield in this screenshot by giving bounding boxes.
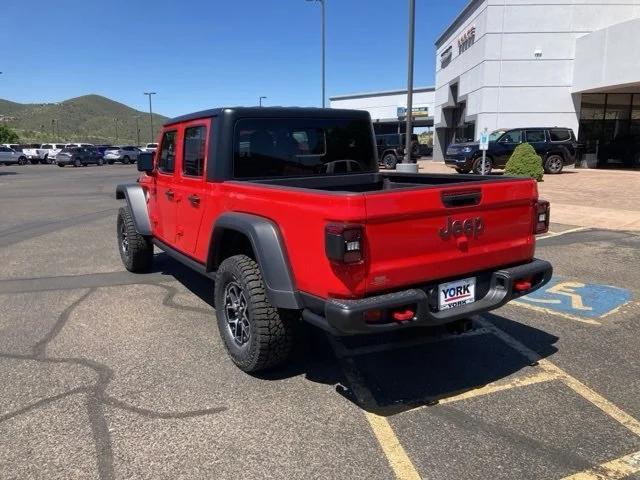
[489,130,506,142]
[61,148,77,153]
[233,118,376,178]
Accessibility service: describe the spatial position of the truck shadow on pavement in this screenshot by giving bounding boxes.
[155,253,559,415]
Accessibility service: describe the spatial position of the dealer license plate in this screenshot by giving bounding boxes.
[438,277,476,311]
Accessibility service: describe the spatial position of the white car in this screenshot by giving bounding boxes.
[32,143,68,164]
[0,145,28,165]
[140,143,158,153]
[104,145,142,164]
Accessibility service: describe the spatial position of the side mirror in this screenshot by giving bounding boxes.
[137,152,154,173]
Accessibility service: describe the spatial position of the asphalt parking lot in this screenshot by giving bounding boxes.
[1,164,639,480]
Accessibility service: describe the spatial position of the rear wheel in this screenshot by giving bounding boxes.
[472,156,492,175]
[215,255,294,373]
[382,153,398,169]
[57,163,65,167]
[544,155,564,174]
[108,160,114,165]
[18,157,27,166]
[122,155,130,165]
[116,207,153,272]
[73,158,82,168]
[97,158,104,166]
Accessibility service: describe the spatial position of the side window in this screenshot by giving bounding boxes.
[500,130,522,144]
[549,129,571,142]
[158,131,177,174]
[183,126,207,177]
[525,130,546,143]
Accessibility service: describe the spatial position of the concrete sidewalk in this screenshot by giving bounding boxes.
[416,160,640,232]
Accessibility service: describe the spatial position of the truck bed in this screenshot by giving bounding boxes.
[250,172,521,194]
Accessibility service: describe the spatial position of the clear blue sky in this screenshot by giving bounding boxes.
[1,0,467,117]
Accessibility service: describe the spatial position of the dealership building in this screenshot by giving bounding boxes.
[331,0,640,167]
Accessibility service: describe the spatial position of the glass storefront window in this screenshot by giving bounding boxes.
[580,94,606,120]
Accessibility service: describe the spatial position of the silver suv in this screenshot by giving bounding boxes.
[0,146,28,165]
[104,146,142,164]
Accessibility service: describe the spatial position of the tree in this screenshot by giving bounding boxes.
[0,124,19,143]
[504,143,544,182]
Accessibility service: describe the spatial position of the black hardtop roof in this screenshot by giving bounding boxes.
[164,107,372,127]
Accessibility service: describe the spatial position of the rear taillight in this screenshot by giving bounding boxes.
[325,224,364,264]
[534,200,550,234]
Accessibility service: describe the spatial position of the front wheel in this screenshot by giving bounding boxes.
[382,153,398,170]
[215,255,294,373]
[122,156,130,165]
[73,158,82,167]
[116,207,153,272]
[472,156,492,175]
[544,155,564,174]
[97,158,104,166]
[18,157,27,165]
[57,163,65,168]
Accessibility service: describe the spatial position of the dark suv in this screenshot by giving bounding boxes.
[445,127,578,174]
[376,134,420,169]
[55,147,104,167]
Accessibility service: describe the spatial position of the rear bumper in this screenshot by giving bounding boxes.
[301,259,552,335]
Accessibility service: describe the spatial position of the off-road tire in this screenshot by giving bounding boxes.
[382,153,398,170]
[215,255,294,373]
[544,155,564,174]
[116,206,153,273]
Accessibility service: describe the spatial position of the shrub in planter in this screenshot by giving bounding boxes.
[504,143,544,182]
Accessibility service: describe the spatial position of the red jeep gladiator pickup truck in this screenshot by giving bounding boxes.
[116,107,552,372]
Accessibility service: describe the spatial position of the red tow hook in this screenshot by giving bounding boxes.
[514,280,533,292]
[392,309,415,322]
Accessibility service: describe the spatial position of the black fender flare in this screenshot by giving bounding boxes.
[115,183,152,236]
[208,212,301,310]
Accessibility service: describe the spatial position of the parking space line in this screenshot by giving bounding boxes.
[510,301,602,326]
[537,227,589,241]
[560,450,640,480]
[476,315,640,438]
[364,412,422,480]
[437,370,561,405]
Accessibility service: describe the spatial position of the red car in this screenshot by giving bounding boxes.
[116,107,552,372]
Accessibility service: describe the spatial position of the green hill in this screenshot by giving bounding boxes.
[0,94,168,145]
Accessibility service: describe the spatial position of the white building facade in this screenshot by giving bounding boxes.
[433,0,640,165]
[330,87,435,134]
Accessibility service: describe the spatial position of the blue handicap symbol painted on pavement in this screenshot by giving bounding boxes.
[518,276,632,318]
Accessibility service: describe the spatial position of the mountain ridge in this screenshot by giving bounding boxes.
[0,94,169,145]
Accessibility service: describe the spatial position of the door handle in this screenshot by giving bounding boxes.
[188,194,200,206]
[165,189,174,200]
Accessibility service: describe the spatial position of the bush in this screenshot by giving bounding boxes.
[0,124,19,143]
[504,143,544,182]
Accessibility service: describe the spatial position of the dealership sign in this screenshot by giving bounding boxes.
[458,25,476,53]
[397,106,429,119]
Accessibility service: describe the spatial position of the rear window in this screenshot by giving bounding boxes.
[105,147,119,151]
[41,144,52,149]
[183,126,207,177]
[233,118,375,178]
[525,130,546,143]
[549,129,571,142]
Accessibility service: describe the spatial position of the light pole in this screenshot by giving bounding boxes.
[114,118,119,143]
[259,96,267,107]
[306,0,325,107]
[144,92,156,143]
[135,116,141,145]
[400,0,418,172]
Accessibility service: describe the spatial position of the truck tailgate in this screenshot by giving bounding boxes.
[363,179,538,294]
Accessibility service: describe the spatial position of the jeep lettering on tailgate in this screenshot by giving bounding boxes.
[439,216,485,240]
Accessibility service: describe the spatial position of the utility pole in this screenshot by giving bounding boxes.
[259,96,267,107]
[114,118,118,143]
[403,0,416,167]
[306,0,325,107]
[51,119,55,137]
[144,92,156,143]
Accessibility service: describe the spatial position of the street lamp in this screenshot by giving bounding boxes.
[135,116,141,145]
[143,92,156,143]
[400,0,418,172]
[114,118,119,143]
[259,96,267,107]
[306,0,325,107]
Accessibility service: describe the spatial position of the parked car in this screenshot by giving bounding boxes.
[0,145,28,165]
[375,133,420,169]
[2,143,23,151]
[55,147,104,167]
[445,127,578,174]
[31,143,67,164]
[104,145,142,164]
[93,144,112,157]
[115,106,552,373]
[141,142,158,153]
